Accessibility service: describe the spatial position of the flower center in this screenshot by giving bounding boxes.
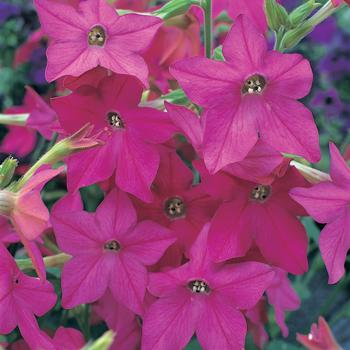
[107,111,125,129]
[250,185,271,202]
[187,280,210,294]
[164,197,185,219]
[242,74,266,95]
[104,240,121,251]
[88,25,106,46]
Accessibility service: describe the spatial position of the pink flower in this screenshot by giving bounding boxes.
[52,189,175,314]
[34,0,162,85]
[142,224,275,350]
[0,244,57,350]
[245,300,269,349]
[115,0,151,12]
[332,0,350,7]
[0,166,63,279]
[0,217,18,244]
[266,268,300,337]
[0,86,58,157]
[170,15,320,172]
[145,11,201,94]
[205,166,309,274]
[297,317,341,350]
[290,143,350,283]
[213,0,267,33]
[94,291,141,350]
[52,74,175,201]
[131,147,220,257]
[166,102,285,184]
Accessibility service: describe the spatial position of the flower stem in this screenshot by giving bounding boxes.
[0,113,29,126]
[16,252,71,271]
[203,0,213,58]
[304,0,338,28]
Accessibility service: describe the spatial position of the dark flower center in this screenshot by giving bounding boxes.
[107,111,125,129]
[88,25,106,46]
[164,197,185,219]
[187,280,210,294]
[250,185,271,202]
[242,74,266,95]
[104,240,121,251]
[325,97,333,105]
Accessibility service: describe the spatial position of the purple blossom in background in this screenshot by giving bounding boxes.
[310,88,345,118]
[0,2,20,24]
[28,47,47,85]
[310,17,337,44]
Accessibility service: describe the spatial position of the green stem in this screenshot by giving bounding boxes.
[43,236,61,254]
[0,113,29,126]
[16,253,71,271]
[203,0,213,58]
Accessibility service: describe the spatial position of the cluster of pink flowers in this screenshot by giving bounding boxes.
[0,0,349,349]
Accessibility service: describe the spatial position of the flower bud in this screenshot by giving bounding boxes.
[0,190,16,217]
[265,0,291,31]
[0,157,18,189]
[289,1,321,27]
[280,23,314,49]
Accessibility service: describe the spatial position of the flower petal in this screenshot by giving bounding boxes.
[329,142,350,188]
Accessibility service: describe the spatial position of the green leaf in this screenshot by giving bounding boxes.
[213,45,224,61]
[185,339,202,350]
[301,217,320,244]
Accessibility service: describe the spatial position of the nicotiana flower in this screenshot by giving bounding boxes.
[94,291,141,350]
[142,224,275,350]
[204,166,309,274]
[52,189,175,314]
[297,317,341,350]
[34,0,162,85]
[332,0,350,7]
[166,102,285,185]
[0,244,57,350]
[52,74,176,202]
[171,15,320,172]
[290,143,350,284]
[0,166,63,280]
[132,147,220,257]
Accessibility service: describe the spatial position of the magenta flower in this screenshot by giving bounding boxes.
[166,102,285,184]
[132,148,220,256]
[170,16,320,172]
[205,166,309,274]
[94,291,141,350]
[213,0,267,33]
[52,74,175,201]
[142,224,275,350]
[290,143,350,283]
[297,316,341,350]
[266,268,300,337]
[0,244,57,350]
[34,0,162,85]
[52,189,175,314]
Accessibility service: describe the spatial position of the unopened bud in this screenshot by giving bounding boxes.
[0,157,18,189]
[280,23,314,49]
[265,0,291,31]
[289,1,321,26]
[290,160,331,184]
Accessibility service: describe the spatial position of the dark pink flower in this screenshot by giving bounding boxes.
[52,74,175,201]
[142,224,275,350]
[171,16,320,172]
[290,143,350,283]
[115,0,151,11]
[266,268,300,337]
[297,316,341,350]
[145,11,201,93]
[52,189,175,314]
[34,0,162,85]
[166,102,285,184]
[213,0,267,33]
[205,166,309,274]
[94,291,141,350]
[132,148,220,256]
[0,244,57,350]
[332,0,350,6]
